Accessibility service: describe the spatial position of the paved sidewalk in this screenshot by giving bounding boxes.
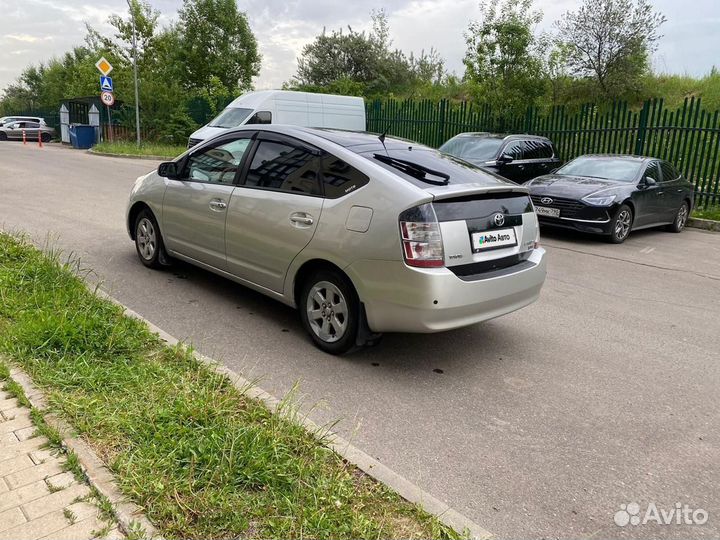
[0,388,122,540]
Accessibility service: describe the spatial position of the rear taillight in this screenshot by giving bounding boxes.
[399,203,444,268]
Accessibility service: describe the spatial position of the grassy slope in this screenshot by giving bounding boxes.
[0,233,459,540]
[692,205,720,221]
[93,141,186,159]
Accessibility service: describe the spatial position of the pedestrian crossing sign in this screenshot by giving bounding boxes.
[100,76,113,92]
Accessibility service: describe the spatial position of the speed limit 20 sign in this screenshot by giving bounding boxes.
[101,91,115,106]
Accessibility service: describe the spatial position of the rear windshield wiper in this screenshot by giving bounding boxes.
[373,153,450,186]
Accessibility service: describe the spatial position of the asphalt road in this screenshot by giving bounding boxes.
[2,142,719,539]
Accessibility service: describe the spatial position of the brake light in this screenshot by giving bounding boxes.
[399,203,444,268]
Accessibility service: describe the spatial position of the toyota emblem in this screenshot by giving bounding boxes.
[493,213,505,227]
[540,197,553,205]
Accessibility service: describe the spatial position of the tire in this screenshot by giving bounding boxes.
[41,133,51,142]
[666,201,689,233]
[299,269,360,355]
[134,209,169,269]
[0,133,7,141]
[608,204,633,244]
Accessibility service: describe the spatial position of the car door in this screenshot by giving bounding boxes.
[497,140,527,182]
[5,122,23,139]
[225,132,323,293]
[161,133,254,270]
[659,161,685,220]
[633,160,664,227]
[23,122,41,141]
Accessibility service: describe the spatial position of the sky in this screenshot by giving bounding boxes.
[1,0,719,94]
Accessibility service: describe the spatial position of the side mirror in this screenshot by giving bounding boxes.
[643,176,657,187]
[158,162,179,178]
[498,153,514,165]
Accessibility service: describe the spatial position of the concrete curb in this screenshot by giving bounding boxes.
[98,290,494,540]
[86,149,171,161]
[688,217,720,232]
[4,364,163,540]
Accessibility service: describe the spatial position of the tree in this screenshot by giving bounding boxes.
[555,0,665,99]
[176,0,260,94]
[290,10,445,98]
[463,0,546,114]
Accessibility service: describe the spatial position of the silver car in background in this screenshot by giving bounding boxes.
[126,126,547,354]
[0,120,54,142]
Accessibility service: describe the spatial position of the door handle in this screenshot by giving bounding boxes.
[290,213,314,226]
[209,199,227,211]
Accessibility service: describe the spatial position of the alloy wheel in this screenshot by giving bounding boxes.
[615,209,632,240]
[676,203,688,231]
[136,217,157,261]
[306,281,348,343]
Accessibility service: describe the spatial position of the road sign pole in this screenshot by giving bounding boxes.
[107,105,114,142]
[128,0,141,147]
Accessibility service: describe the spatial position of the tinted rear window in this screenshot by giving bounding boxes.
[361,148,513,188]
[433,192,533,221]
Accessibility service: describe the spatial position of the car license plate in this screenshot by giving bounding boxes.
[535,206,560,218]
[472,228,517,252]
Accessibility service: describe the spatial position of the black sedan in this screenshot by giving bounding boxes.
[527,155,695,243]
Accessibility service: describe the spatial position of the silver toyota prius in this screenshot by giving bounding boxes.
[126,126,547,354]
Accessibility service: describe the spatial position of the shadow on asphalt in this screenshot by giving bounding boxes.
[121,249,502,376]
[538,223,670,245]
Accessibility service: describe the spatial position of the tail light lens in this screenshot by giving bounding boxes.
[399,203,444,268]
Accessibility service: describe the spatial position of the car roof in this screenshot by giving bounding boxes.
[451,132,551,142]
[571,154,653,163]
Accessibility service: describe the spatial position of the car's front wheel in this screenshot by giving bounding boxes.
[608,204,633,244]
[666,201,689,233]
[134,209,169,269]
[299,269,359,355]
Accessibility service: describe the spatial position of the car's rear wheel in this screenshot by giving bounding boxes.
[41,133,51,142]
[134,209,169,269]
[300,269,359,355]
[608,204,633,244]
[666,201,689,233]
[0,133,6,141]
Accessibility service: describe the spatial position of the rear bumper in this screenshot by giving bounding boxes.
[347,248,546,333]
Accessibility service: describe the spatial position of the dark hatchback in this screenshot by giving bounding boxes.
[439,133,562,183]
[527,155,695,243]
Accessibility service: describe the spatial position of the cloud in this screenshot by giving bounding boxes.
[0,0,719,95]
[4,33,53,43]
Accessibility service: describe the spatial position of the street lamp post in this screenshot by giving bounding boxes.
[127,0,141,146]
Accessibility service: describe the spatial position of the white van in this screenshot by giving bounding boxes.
[187,90,366,148]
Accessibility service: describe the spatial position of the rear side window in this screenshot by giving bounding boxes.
[320,155,369,198]
[245,140,321,195]
[523,140,553,159]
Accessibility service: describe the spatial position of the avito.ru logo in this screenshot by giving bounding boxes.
[614,502,709,527]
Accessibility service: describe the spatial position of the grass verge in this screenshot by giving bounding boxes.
[92,141,185,159]
[692,205,720,221]
[0,232,460,540]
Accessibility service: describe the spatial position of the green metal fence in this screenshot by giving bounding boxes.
[366,97,720,208]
